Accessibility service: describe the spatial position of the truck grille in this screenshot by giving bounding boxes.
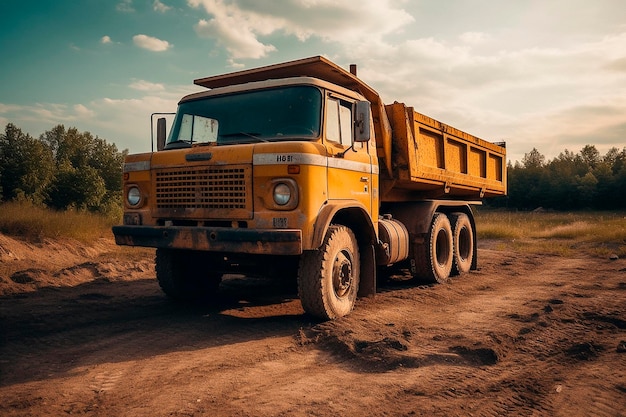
[154,165,252,218]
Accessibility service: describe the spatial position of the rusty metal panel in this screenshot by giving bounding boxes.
[445,138,467,174]
[488,153,504,182]
[468,147,486,178]
[112,225,302,255]
[418,127,444,169]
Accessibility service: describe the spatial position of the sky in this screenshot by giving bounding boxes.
[1,0,626,164]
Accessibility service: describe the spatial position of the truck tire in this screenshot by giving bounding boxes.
[450,212,474,275]
[155,248,222,301]
[297,225,360,320]
[412,213,453,284]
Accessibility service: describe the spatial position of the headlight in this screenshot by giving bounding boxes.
[273,183,291,206]
[127,186,141,206]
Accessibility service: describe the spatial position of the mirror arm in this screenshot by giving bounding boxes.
[336,143,356,158]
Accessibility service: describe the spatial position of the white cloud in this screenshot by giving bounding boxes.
[194,18,276,60]
[335,27,626,164]
[133,34,172,52]
[460,32,489,44]
[74,104,95,118]
[153,0,171,13]
[0,84,200,153]
[227,59,246,69]
[129,80,166,91]
[101,35,113,44]
[187,0,413,60]
[116,0,135,13]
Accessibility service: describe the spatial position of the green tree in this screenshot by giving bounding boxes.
[40,125,125,213]
[0,124,55,204]
[46,162,107,211]
[576,171,598,208]
[504,144,626,210]
[507,148,549,209]
[579,144,600,170]
[592,162,615,209]
[521,147,545,169]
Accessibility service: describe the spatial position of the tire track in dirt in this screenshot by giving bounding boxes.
[298,250,626,416]
[2,244,626,416]
[89,369,124,393]
[0,274,310,389]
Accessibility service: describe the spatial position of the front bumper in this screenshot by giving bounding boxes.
[112,225,302,255]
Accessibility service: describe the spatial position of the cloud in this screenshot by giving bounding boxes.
[0,103,89,132]
[0,100,155,152]
[133,34,172,52]
[194,18,276,60]
[187,0,413,60]
[74,104,95,118]
[101,35,112,44]
[460,32,489,44]
[129,80,166,91]
[153,0,171,13]
[0,83,199,153]
[605,56,626,72]
[334,28,626,164]
[116,0,135,13]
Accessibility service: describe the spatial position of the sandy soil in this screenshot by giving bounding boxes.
[1,232,625,417]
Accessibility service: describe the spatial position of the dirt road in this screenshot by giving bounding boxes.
[1,234,625,416]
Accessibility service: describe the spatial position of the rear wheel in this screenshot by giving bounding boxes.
[412,213,453,283]
[297,225,360,320]
[450,212,474,275]
[155,248,222,301]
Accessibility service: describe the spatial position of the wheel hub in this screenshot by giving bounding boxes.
[333,251,352,297]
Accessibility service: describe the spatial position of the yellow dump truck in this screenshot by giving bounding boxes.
[113,56,506,319]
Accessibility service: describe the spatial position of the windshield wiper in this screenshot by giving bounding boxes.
[165,139,193,149]
[219,132,267,142]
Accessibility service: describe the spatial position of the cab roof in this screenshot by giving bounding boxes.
[194,55,377,103]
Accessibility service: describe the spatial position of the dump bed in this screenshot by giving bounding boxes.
[382,102,506,201]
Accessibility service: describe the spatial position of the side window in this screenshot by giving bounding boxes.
[326,98,353,146]
[339,103,352,146]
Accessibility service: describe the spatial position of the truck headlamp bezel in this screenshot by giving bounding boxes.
[269,179,298,210]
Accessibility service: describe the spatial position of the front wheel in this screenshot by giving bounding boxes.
[155,248,222,301]
[297,225,360,320]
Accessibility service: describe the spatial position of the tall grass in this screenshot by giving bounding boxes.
[475,209,626,257]
[0,201,118,243]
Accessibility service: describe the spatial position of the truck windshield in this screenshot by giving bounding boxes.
[166,86,322,148]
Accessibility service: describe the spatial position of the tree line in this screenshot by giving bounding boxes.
[0,123,127,217]
[1,123,625,214]
[491,145,626,210]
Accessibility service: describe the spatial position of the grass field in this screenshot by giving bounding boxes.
[0,201,117,243]
[1,202,625,258]
[475,208,626,257]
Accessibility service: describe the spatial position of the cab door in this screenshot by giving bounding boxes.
[325,95,372,214]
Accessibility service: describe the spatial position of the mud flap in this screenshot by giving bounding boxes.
[358,244,376,297]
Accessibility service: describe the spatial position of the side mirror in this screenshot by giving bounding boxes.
[156,117,167,151]
[354,101,371,142]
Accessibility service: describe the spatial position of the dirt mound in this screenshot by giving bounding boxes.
[0,233,153,296]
